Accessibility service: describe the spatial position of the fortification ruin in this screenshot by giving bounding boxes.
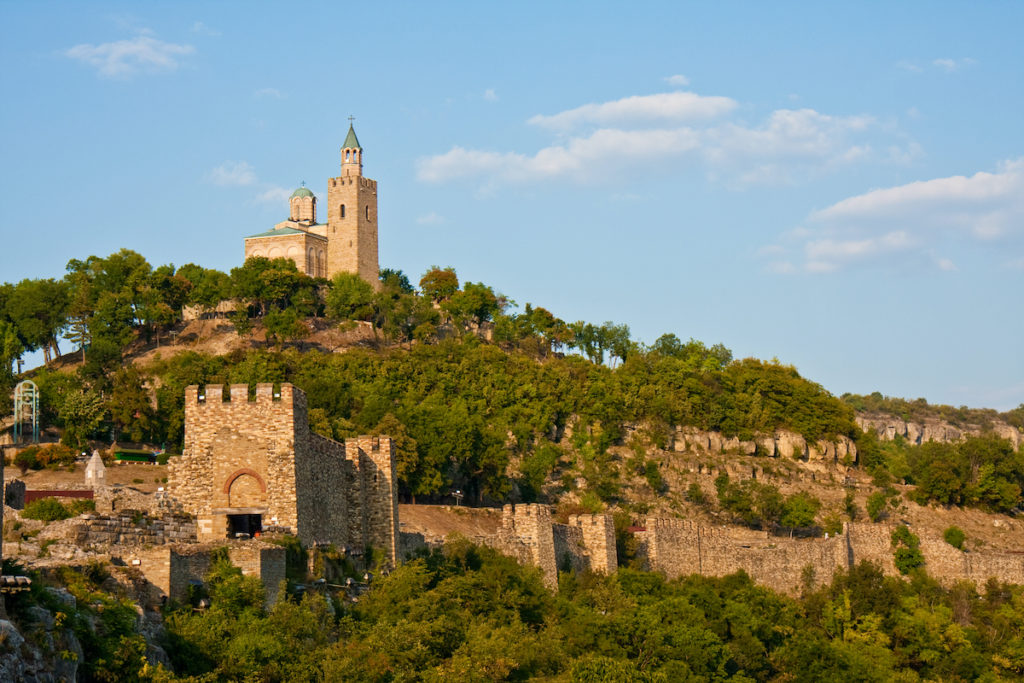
[167,382,399,563]
[484,510,1024,594]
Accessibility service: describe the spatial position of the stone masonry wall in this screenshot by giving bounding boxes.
[573,514,617,574]
[637,520,1024,594]
[168,382,398,564]
[169,383,300,535]
[494,504,557,589]
[71,513,197,547]
[354,436,399,563]
[294,431,348,547]
[129,542,286,607]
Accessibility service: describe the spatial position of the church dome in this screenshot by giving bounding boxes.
[290,186,315,199]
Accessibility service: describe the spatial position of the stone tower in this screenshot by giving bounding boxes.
[327,124,379,288]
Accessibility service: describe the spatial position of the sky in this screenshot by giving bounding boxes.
[1,2,1022,410]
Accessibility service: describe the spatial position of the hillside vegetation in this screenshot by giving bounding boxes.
[3,249,1023,515]
[11,541,1024,681]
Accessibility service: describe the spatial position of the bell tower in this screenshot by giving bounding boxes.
[327,121,379,287]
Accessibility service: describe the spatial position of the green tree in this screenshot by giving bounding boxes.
[419,265,459,303]
[5,278,69,362]
[891,525,925,575]
[108,367,157,442]
[325,272,375,321]
[781,491,822,530]
[866,490,888,522]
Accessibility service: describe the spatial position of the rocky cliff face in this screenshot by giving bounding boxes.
[670,427,858,464]
[856,413,1023,449]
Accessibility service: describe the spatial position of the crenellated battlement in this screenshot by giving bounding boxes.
[170,381,399,566]
[186,383,294,406]
[328,176,377,190]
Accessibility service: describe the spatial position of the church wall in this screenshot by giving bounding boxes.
[244,231,327,278]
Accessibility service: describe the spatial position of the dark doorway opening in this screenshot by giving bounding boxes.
[227,514,262,538]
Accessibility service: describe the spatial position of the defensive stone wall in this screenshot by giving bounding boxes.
[485,505,617,588]
[129,542,286,607]
[635,519,1024,593]
[343,436,399,562]
[94,485,181,516]
[168,383,399,564]
[496,504,557,588]
[565,514,617,574]
[71,513,197,547]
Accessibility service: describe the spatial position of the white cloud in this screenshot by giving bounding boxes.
[483,88,498,102]
[190,21,221,36]
[65,33,194,78]
[664,74,690,86]
[933,57,976,72]
[418,127,702,183]
[208,161,257,187]
[528,91,736,130]
[419,89,905,188]
[254,87,283,99]
[773,159,1024,272]
[416,212,445,225]
[256,186,291,204]
[898,57,977,74]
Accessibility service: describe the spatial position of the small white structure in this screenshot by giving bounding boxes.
[84,450,106,488]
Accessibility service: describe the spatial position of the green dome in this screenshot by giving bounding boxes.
[290,186,314,199]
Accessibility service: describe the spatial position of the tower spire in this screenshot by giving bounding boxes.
[341,118,363,176]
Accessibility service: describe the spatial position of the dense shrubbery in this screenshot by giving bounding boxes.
[139,542,1024,681]
[129,340,856,505]
[843,390,1024,431]
[21,496,95,521]
[713,473,822,532]
[859,430,1024,514]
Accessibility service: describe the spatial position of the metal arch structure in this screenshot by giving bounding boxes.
[13,379,39,444]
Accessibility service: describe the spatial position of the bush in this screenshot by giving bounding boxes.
[943,525,966,550]
[686,482,706,505]
[68,499,96,516]
[891,524,925,575]
[866,491,888,522]
[22,497,72,522]
[14,447,41,474]
[37,443,78,468]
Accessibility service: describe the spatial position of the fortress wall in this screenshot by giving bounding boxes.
[128,542,286,607]
[553,523,586,573]
[357,436,399,563]
[637,519,703,579]
[169,382,398,565]
[846,523,899,575]
[72,513,197,547]
[494,504,557,588]
[294,431,348,547]
[170,383,300,530]
[569,514,618,574]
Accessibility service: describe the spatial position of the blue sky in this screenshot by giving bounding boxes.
[2,2,1022,410]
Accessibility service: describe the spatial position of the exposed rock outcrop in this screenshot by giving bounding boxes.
[856,414,1023,449]
[671,427,858,464]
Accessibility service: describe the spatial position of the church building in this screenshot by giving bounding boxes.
[243,124,379,286]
